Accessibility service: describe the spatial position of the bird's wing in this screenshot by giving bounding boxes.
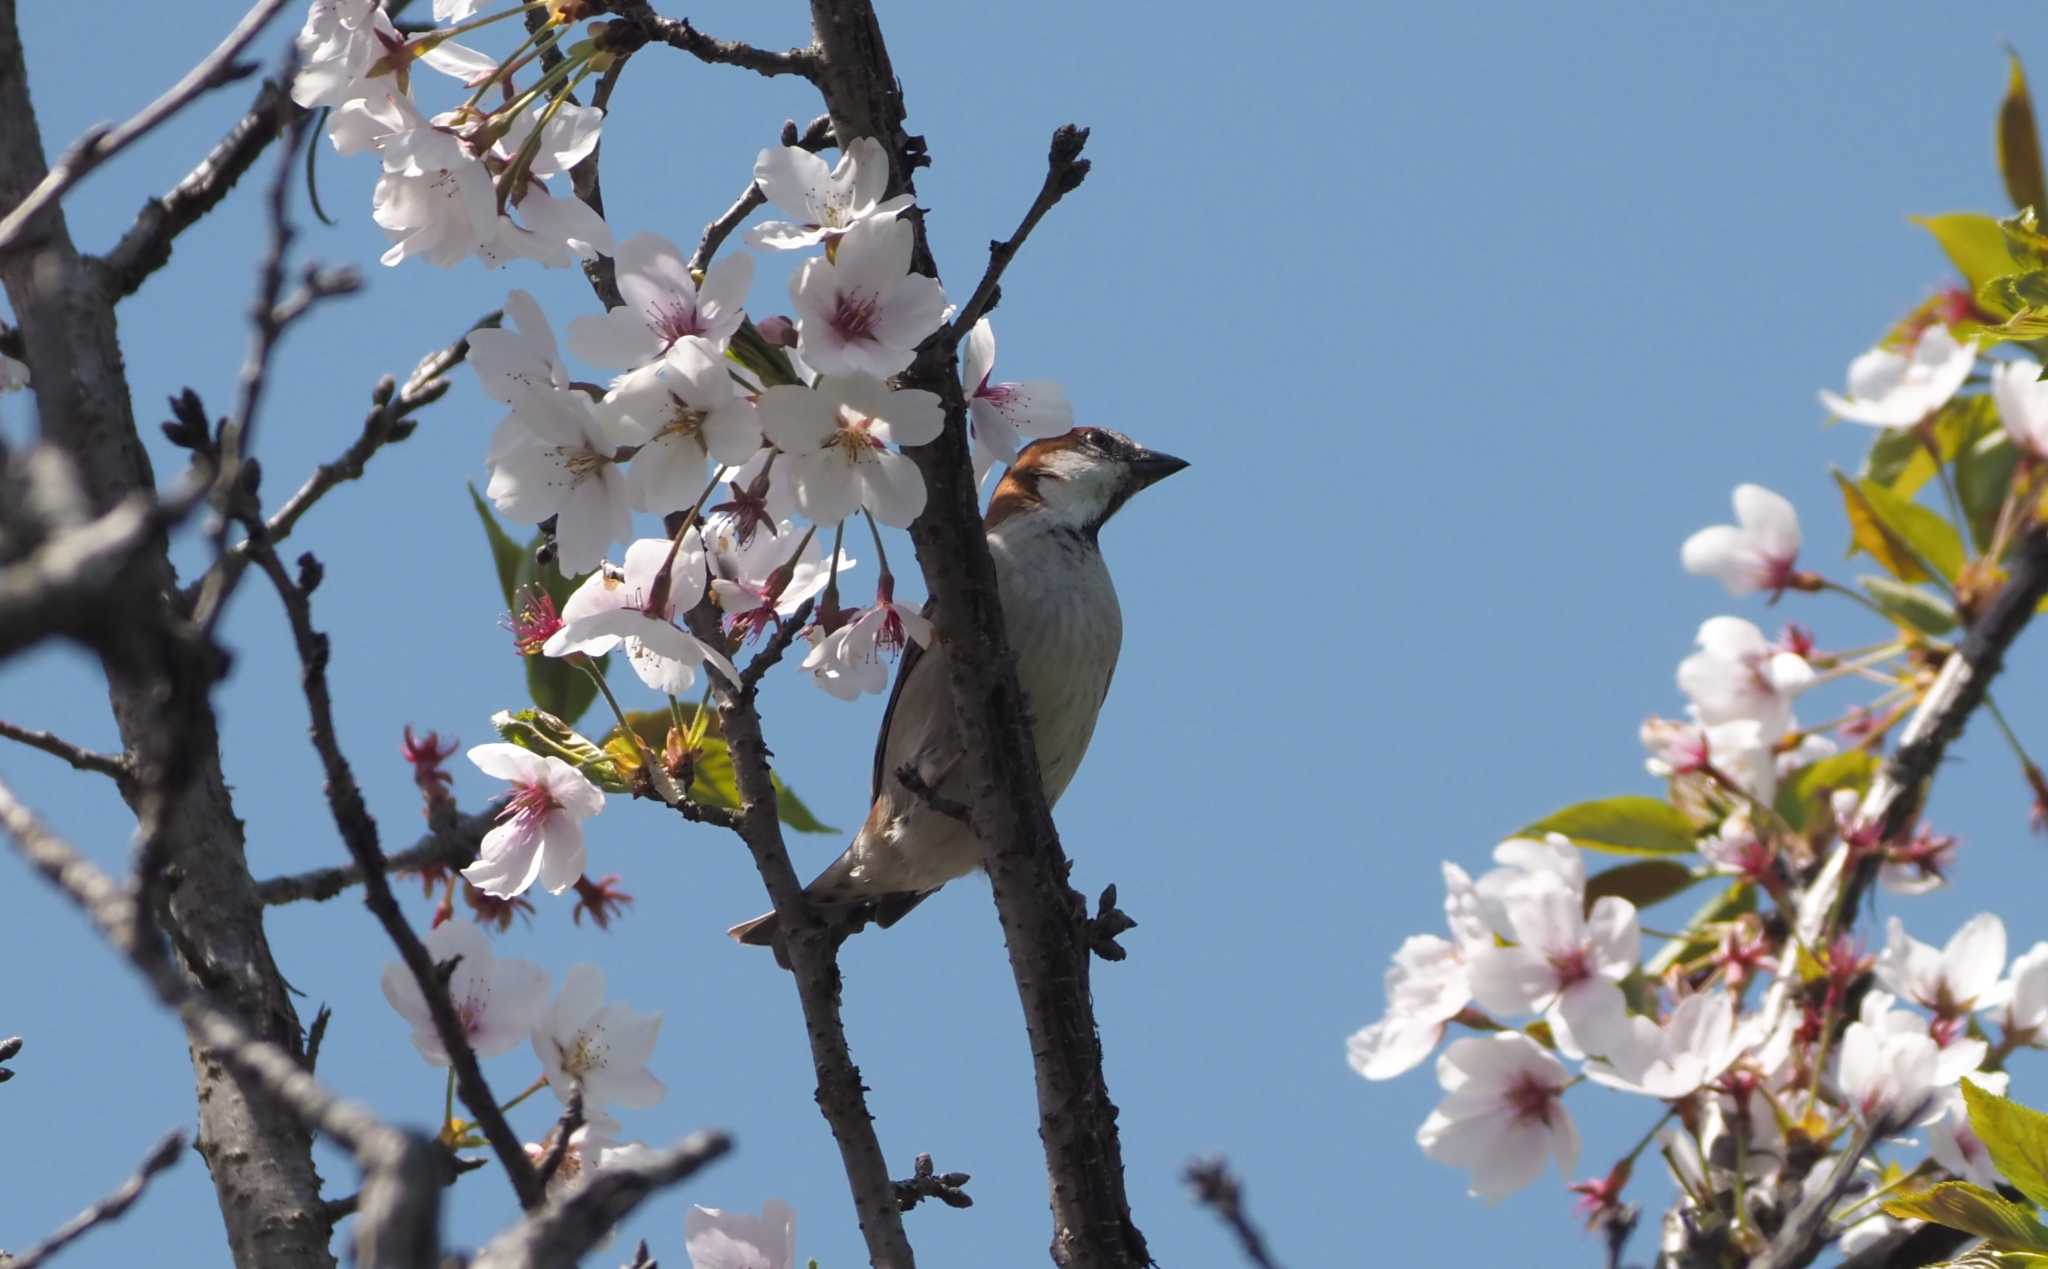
[870,599,939,802]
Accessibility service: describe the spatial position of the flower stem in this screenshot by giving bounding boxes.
[580,658,647,767]
[860,508,893,578]
[821,521,846,616]
[499,1074,550,1113]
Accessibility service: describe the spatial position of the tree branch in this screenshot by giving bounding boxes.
[531,1088,587,1194]
[1184,1158,1284,1269]
[0,0,285,254]
[469,1130,734,1269]
[244,541,543,1210]
[0,718,132,787]
[944,125,1091,345]
[4,1130,186,1269]
[255,811,492,905]
[804,3,1149,1265]
[684,603,920,1268]
[893,1152,973,1213]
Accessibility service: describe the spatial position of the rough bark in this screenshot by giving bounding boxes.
[805,4,1149,1264]
[0,7,335,1266]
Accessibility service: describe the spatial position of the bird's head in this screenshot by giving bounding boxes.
[986,427,1187,537]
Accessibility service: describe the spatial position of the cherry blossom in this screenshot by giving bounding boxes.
[1466,885,1637,1058]
[478,182,614,270]
[531,963,665,1122]
[290,0,397,109]
[837,576,932,665]
[1677,616,1813,739]
[569,233,754,367]
[1874,913,2009,1018]
[1992,356,2048,459]
[372,98,500,268]
[544,536,740,695]
[1348,865,1490,1080]
[483,385,638,575]
[1583,991,1754,1099]
[378,919,549,1065]
[1999,941,2048,1042]
[961,318,1073,482]
[799,623,886,700]
[522,1123,614,1194]
[1698,812,1773,883]
[686,1200,798,1269]
[462,743,605,898]
[1928,1073,2008,1187]
[1680,484,1803,597]
[1416,1032,1580,1201]
[1818,325,1976,428]
[747,137,913,251]
[469,290,571,404]
[789,214,948,378]
[1836,991,1987,1130]
[757,375,944,526]
[706,513,851,642]
[605,341,763,514]
[1468,833,1583,937]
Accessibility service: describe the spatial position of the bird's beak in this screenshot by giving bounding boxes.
[1128,449,1189,489]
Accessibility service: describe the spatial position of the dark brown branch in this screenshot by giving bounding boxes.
[0,0,285,254]
[0,717,132,787]
[4,1129,185,1269]
[688,115,833,276]
[469,1130,734,1269]
[683,604,919,1268]
[1185,1158,1284,1269]
[607,2,818,79]
[256,811,492,905]
[739,596,815,698]
[805,3,1150,1265]
[893,1152,972,1212]
[245,541,543,1210]
[532,1088,587,1193]
[944,125,1091,345]
[570,58,628,310]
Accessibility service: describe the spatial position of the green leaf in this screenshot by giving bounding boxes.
[597,709,839,835]
[493,708,626,790]
[1959,429,2022,554]
[1862,575,1959,635]
[468,484,526,609]
[1516,796,1697,857]
[1773,750,1879,832]
[1917,212,2025,304]
[1964,1080,2048,1212]
[1835,471,1967,585]
[1837,470,1928,582]
[2004,53,2048,217]
[2007,209,2048,270]
[1884,1180,2048,1250]
[1864,395,1997,498]
[1645,879,1754,977]
[1980,269,2048,317]
[1582,859,1703,912]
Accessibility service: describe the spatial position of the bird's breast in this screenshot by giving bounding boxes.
[990,525,1123,803]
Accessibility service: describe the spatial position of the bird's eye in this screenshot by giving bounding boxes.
[1078,427,1110,451]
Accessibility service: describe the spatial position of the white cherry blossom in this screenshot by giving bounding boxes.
[1837,993,1987,1130]
[1875,914,2009,1018]
[1992,356,2048,458]
[544,536,740,695]
[462,743,605,898]
[483,385,637,576]
[799,623,886,700]
[790,214,948,378]
[379,919,549,1065]
[606,341,763,515]
[1416,1032,1580,1201]
[747,137,913,251]
[1677,617,1813,739]
[757,375,943,526]
[1819,325,1976,428]
[961,318,1073,482]
[569,234,754,367]
[2000,941,2048,1042]
[532,963,665,1120]
[686,1201,798,1269]
[1468,833,1583,938]
[372,99,499,268]
[469,289,570,404]
[291,0,396,109]
[1583,991,1754,1099]
[1681,484,1802,596]
[1929,1073,2009,1187]
[706,513,852,642]
[1466,886,1637,1058]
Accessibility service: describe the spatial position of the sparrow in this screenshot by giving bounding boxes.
[729,426,1187,948]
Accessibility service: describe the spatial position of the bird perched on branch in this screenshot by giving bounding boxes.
[728,426,1186,950]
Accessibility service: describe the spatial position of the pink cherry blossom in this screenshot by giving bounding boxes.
[747,137,913,251]
[961,318,1073,482]
[757,374,943,526]
[379,919,549,1065]
[1681,484,1802,596]
[543,536,740,695]
[462,743,605,899]
[1416,1032,1580,1201]
[569,233,755,367]
[789,214,948,378]
[1819,325,1976,428]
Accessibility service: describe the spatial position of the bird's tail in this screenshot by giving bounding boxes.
[727,910,778,946]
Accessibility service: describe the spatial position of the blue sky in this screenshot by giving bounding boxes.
[7,3,2048,1266]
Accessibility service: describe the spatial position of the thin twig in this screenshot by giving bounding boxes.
[1184,1158,1285,1269]
[607,2,818,79]
[0,718,131,786]
[469,1131,733,1269]
[0,0,286,253]
[244,542,542,1210]
[688,115,833,276]
[740,597,815,697]
[4,1130,186,1269]
[256,811,492,905]
[532,1088,587,1193]
[571,59,627,310]
[944,124,1091,345]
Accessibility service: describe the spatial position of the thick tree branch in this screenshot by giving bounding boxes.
[256,810,492,905]
[469,1130,733,1269]
[0,0,285,254]
[805,3,1148,1265]
[245,541,542,1209]
[0,7,339,1262]
[684,603,920,1268]
[944,125,1091,344]
[4,1130,185,1269]
[607,3,818,79]
[0,718,132,787]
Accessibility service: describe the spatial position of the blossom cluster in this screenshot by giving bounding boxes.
[1351,315,2048,1253]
